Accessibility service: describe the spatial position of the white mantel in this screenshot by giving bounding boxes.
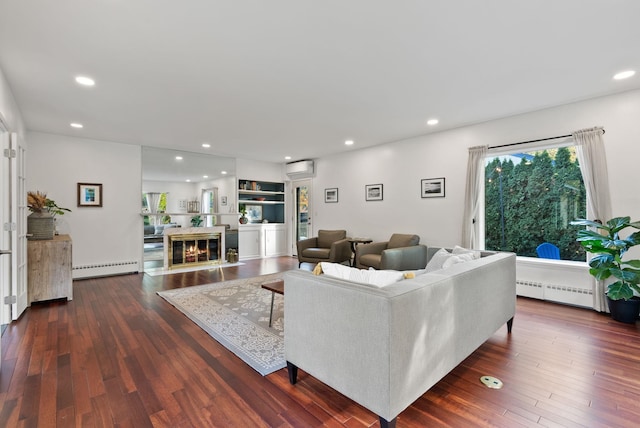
[163,226,227,269]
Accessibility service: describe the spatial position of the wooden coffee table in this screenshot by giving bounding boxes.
[261,280,284,327]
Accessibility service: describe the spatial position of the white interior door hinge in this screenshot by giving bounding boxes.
[3,148,16,158]
[4,295,17,305]
[3,222,17,231]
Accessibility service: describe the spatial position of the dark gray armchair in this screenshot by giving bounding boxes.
[296,229,352,267]
[355,233,427,271]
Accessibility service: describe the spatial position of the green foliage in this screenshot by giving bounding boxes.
[45,199,71,217]
[571,217,640,300]
[485,147,586,260]
[190,215,203,227]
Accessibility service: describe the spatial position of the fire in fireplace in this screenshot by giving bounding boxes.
[168,232,221,269]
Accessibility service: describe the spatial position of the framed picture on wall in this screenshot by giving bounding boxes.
[77,183,103,207]
[325,188,338,203]
[421,177,445,198]
[365,184,383,201]
[221,196,228,206]
[246,205,262,223]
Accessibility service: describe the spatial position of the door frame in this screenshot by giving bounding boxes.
[291,179,312,256]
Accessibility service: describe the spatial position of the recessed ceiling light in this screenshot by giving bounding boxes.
[203,175,209,179]
[175,156,183,160]
[221,171,228,175]
[427,118,439,126]
[345,140,354,146]
[284,156,292,160]
[202,143,211,148]
[613,70,636,80]
[70,123,83,128]
[186,179,191,182]
[75,76,95,86]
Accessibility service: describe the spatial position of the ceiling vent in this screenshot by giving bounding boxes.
[285,160,315,179]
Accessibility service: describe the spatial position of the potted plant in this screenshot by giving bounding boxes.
[239,204,248,224]
[190,215,203,227]
[27,191,71,239]
[571,217,640,323]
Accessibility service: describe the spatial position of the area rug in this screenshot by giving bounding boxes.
[157,272,285,375]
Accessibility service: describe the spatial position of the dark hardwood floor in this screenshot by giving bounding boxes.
[1,256,639,427]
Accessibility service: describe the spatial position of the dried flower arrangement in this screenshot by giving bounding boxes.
[27,191,48,213]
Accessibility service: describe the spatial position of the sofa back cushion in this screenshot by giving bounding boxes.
[317,229,346,248]
[388,233,420,249]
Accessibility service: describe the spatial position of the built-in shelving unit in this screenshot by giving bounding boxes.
[238,179,285,224]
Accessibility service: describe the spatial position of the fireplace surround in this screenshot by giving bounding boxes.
[163,226,226,270]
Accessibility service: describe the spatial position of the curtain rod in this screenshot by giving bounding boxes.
[489,129,605,150]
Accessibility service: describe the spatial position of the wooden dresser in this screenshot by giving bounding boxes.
[27,234,73,304]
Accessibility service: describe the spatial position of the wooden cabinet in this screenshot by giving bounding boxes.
[238,224,287,260]
[27,234,72,304]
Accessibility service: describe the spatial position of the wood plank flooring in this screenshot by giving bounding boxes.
[1,257,639,427]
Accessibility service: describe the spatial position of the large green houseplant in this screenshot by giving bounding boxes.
[571,216,640,322]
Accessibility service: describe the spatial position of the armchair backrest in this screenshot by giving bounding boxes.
[387,233,420,249]
[317,229,347,248]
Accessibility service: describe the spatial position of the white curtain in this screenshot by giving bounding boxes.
[461,145,488,248]
[573,126,612,312]
[146,192,162,225]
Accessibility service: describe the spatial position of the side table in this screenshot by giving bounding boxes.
[348,238,373,267]
[261,280,284,327]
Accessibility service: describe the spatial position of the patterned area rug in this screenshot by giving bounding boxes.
[157,272,285,376]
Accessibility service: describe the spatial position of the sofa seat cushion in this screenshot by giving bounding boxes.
[359,253,382,269]
[302,247,331,259]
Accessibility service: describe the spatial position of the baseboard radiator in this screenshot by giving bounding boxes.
[517,279,593,308]
[73,260,139,279]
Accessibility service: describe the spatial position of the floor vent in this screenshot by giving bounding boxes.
[73,260,139,279]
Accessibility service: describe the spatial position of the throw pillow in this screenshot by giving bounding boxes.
[319,263,405,287]
[452,245,481,259]
[425,248,452,273]
[442,252,476,269]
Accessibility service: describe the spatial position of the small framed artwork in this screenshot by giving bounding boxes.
[421,177,445,198]
[365,184,383,201]
[77,183,103,207]
[325,188,338,203]
[221,196,228,206]
[246,205,263,223]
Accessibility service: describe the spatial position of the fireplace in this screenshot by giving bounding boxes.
[168,232,221,269]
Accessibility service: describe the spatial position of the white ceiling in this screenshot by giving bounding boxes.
[1,0,639,169]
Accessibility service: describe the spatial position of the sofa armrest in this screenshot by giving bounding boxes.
[380,245,428,271]
[357,241,389,256]
[296,237,318,254]
[329,239,352,264]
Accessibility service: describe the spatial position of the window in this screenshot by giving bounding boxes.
[484,145,586,261]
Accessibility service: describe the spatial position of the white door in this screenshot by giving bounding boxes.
[11,132,28,319]
[0,125,10,337]
[292,179,312,255]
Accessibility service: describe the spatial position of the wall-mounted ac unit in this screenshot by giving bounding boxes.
[285,160,314,178]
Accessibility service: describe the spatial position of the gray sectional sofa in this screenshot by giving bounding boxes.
[283,247,516,427]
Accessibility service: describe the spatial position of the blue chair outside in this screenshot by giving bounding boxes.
[536,242,560,259]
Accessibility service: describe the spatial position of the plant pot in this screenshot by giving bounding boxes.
[607,296,640,324]
[27,211,55,240]
[239,216,248,224]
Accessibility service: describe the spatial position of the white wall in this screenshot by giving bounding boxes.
[27,132,142,278]
[312,89,640,246]
[310,89,640,307]
[0,66,25,134]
